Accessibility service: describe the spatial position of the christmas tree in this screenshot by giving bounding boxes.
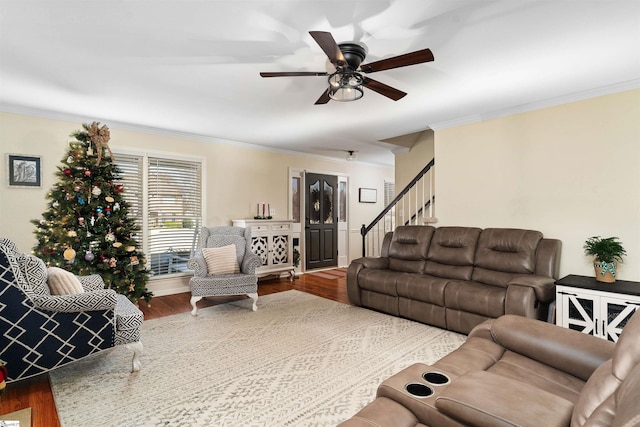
[32,122,152,304]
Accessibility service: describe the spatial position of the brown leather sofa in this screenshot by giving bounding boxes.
[338,309,640,427]
[347,226,561,334]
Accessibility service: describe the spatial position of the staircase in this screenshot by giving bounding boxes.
[360,159,435,257]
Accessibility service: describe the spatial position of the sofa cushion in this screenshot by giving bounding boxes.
[357,269,398,296]
[425,226,481,280]
[475,228,542,274]
[388,226,434,273]
[205,235,246,261]
[444,280,505,318]
[435,370,574,427]
[203,244,241,275]
[47,267,84,295]
[396,273,447,305]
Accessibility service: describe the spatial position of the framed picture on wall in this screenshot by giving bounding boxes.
[7,154,42,188]
[359,188,377,203]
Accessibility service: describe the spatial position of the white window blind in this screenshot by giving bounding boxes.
[115,153,203,277]
[115,153,144,234]
[384,180,395,206]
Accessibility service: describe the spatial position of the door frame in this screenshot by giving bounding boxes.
[288,167,349,272]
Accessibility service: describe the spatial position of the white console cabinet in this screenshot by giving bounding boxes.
[556,275,640,342]
[232,219,294,280]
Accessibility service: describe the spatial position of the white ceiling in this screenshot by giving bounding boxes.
[1,1,639,166]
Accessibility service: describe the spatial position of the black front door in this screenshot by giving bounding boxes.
[305,172,337,270]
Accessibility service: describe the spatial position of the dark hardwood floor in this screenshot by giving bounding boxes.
[0,270,348,426]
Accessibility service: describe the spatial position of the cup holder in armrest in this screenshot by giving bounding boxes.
[405,383,434,397]
[423,371,450,385]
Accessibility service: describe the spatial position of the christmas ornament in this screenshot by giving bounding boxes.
[84,250,95,261]
[125,245,136,252]
[74,185,81,192]
[67,156,74,163]
[63,247,76,261]
[63,168,72,176]
[67,230,77,237]
[109,257,117,267]
[105,206,112,216]
[42,247,55,255]
[130,256,139,266]
[105,231,116,242]
[114,184,124,193]
[78,217,85,226]
[84,169,92,177]
[113,202,120,211]
[92,186,102,196]
[77,194,86,205]
[105,196,115,203]
[113,242,123,248]
[95,206,103,214]
[90,215,96,226]
[52,201,60,209]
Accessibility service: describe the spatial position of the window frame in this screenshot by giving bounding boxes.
[112,147,206,279]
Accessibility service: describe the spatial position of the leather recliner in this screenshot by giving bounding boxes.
[338,309,640,427]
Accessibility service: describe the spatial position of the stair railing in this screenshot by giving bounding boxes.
[360,158,435,257]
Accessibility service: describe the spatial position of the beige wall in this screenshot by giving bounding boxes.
[0,111,393,293]
[394,130,434,190]
[434,89,640,280]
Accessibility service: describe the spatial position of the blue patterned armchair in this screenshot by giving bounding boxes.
[0,238,143,382]
[187,226,261,315]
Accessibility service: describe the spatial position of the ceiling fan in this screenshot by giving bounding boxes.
[260,31,434,105]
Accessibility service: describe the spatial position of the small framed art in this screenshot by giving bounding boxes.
[359,187,377,203]
[7,154,41,188]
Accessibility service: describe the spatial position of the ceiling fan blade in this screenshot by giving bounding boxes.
[260,71,328,77]
[314,88,331,105]
[309,31,347,68]
[360,48,434,73]
[363,77,407,101]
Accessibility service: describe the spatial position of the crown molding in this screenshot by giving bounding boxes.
[0,103,392,167]
[429,79,640,130]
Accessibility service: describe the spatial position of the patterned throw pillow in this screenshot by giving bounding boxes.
[47,267,84,295]
[203,244,240,275]
[17,254,50,295]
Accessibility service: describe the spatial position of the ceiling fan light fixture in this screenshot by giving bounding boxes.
[329,86,364,102]
[328,71,364,102]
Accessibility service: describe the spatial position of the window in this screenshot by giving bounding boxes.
[116,152,203,277]
[383,180,396,232]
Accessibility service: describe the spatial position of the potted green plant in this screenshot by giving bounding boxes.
[583,236,626,283]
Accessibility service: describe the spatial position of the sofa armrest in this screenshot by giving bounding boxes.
[241,251,262,274]
[435,371,574,427]
[30,289,118,313]
[350,256,390,270]
[347,257,390,306]
[507,274,555,302]
[486,315,615,381]
[187,254,208,277]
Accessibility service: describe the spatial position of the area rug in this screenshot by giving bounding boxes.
[50,291,466,427]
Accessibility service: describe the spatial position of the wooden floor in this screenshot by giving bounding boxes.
[0,270,348,427]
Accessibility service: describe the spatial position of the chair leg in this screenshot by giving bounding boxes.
[190,296,203,315]
[125,341,143,372]
[248,292,258,311]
